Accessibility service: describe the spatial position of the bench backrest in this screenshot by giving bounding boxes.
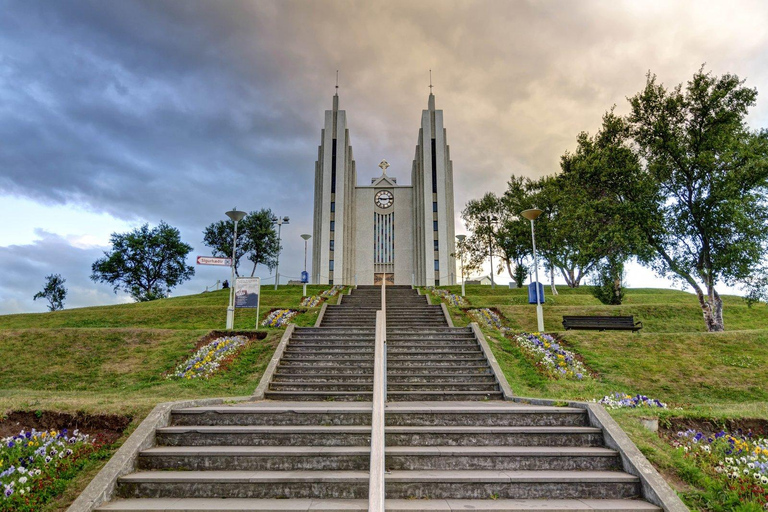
[563,315,636,326]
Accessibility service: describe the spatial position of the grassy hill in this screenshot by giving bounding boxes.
[431,284,768,511]
[0,285,332,416]
[1,283,767,510]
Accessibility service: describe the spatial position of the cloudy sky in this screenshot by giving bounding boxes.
[2,0,767,314]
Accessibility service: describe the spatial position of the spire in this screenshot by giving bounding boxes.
[333,70,339,111]
[428,69,435,111]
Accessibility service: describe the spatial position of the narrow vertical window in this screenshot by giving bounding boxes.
[329,260,334,271]
[330,240,334,251]
[331,139,337,193]
[434,239,439,251]
[433,220,438,231]
[330,202,335,212]
[433,201,438,212]
[431,138,437,193]
[434,260,440,271]
[330,221,335,232]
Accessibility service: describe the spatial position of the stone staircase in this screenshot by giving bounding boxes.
[386,286,504,401]
[92,284,665,511]
[263,286,380,401]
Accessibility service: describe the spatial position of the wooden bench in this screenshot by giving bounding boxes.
[562,315,643,332]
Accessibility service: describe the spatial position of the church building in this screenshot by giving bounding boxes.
[311,90,456,286]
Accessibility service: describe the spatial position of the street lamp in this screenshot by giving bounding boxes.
[225,208,247,330]
[521,208,544,332]
[456,234,466,297]
[300,233,311,296]
[481,215,499,289]
[272,215,290,290]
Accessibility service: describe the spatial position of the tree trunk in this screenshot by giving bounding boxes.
[696,287,725,332]
[550,263,558,296]
[505,259,514,279]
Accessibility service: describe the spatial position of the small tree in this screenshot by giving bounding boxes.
[590,260,626,305]
[33,274,67,311]
[202,209,279,277]
[91,222,195,302]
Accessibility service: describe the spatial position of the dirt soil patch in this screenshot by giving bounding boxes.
[661,417,768,438]
[0,411,131,445]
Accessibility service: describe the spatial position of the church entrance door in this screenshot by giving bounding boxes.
[374,273,394,286]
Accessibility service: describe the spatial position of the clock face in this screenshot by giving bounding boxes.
[375,190,394,209]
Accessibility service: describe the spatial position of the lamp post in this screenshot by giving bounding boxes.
[482,215,499,289]
[521,208,544,332]
[456,234,466,297]
[300,233,311,296]
[272,215,290,290]
[225,208,247,330]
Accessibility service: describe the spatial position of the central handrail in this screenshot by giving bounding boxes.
[368,283,387,511]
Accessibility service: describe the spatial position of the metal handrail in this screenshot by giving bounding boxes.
[368,308,386,511]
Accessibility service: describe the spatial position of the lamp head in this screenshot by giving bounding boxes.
[456,234,466,242]
[283,216,290,223]
[521,208,543,221]
[301,234,311,241]
[226,208,247,222]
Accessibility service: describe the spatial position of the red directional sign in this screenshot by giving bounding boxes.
[196,256,232,266]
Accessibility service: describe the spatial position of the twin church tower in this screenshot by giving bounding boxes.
[311,88,457,286]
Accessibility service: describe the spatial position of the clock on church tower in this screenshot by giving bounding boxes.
[374,190,393,209]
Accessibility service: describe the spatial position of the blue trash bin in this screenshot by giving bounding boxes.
[528,282,545,304]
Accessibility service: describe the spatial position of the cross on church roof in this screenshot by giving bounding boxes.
[429,69,433,93]
[379,159,390,174]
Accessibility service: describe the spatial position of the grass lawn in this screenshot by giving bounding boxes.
[430,284,768,510]
[0,284,345,511]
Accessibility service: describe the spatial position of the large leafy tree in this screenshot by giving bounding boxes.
[33,273,67,311]
[498,176,533,287]
[625,68,768,331]
[91,222,195,302]
[461,192,505,283]
[202,209,279,277]
[559,110,656,303]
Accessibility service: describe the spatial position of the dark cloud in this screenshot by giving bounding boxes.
[1,0,767,313]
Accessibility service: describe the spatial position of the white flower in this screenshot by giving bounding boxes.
[18,477,27,484]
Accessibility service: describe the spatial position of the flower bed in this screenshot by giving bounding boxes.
[168,335,250,380]
[320,285,345,298]
[673,429,768,508]
[595,392,667,409]
[261,309,298,328]
[468,308,509,331]
[511,332,590,380]
[300,295,323,307]
[428,287,468,307]
[1,428,92,510]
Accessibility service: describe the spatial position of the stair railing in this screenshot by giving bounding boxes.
[368,284,386,511]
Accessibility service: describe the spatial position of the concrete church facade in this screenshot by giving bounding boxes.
[311,91,456,286]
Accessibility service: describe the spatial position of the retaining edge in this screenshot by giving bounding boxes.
[252,323,295,399]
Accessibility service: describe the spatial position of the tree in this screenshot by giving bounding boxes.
[498,176,533,287]
[626,68,768,331]
[33,273,67,311]
[91,222,195,302]
[461,193,505,283]
[559,109,656,303]
[202,209,279,277]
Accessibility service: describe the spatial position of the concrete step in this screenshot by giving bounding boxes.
[116,471,369,499]
[387,375,497,384]
[269,382,374,392]
[281,352,375,359]
[387,355,488,363]
[277,359,374,367]
[386,335,476,341]
[138,446,370,471]
[264,390,373,401]
[285,344,374,350]
[274,367,374,375]
[156,426,372,446]
[386,426,604,447]
[383,470,641,499]
[272,374,374,383]
[385,446,621,471]
[95,498,661,511]
[388,383,500,392]
[387,391,504,401]
[385,405,587,427]
[170,406,371,426]
[387,345,481,353]
[388,328,472,334]
[388,366,492,375]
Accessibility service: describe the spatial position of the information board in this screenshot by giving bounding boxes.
[235,277,260,309]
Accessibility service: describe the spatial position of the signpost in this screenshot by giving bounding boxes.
[196,256,232,266]
[235,277,261,327]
